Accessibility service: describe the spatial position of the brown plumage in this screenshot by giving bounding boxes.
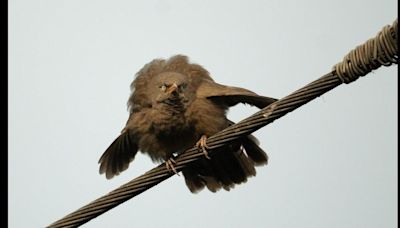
[98,55,277,193]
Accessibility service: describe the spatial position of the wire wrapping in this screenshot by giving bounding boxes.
[333,19,398,83]
[48,19,398,228]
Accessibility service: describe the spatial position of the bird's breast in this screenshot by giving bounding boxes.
[135,104,197,161]
[150,104,189,134]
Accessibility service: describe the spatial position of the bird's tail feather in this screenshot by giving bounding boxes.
[242,135,268,165]
[182,134,268,193]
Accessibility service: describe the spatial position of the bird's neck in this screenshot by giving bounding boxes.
[151,102,188,130]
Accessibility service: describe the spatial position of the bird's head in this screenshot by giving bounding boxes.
[151,72,190,106]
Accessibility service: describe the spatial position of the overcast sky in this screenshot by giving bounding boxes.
[9,0,397,227]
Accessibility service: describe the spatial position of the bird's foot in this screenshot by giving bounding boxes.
[196,135,211,159]
[165,157,179,175]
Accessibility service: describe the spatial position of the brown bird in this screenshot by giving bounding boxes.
[98,55,277,193]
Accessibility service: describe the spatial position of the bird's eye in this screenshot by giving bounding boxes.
[160,84,167,91]
[178,83,187,91]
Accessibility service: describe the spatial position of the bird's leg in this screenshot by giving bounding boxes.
[196,135,211,159]
[165,157,179,175]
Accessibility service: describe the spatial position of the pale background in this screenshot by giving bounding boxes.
[9,0,397,227]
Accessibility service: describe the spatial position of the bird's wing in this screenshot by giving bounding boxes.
[196,79,277,109]
[98,128,138,179]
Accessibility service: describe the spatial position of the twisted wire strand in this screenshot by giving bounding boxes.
[48,19,398,228]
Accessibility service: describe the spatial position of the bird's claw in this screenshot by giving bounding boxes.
[166,158,179,175]
[196,135,211,159]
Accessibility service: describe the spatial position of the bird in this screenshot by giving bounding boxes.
[98,55,277,193]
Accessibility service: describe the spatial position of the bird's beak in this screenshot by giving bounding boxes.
[166,83,178,94]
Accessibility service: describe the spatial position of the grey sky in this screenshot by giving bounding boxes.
[9,0,397,227]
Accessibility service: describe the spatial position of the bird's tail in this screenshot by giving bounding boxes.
[182,134,268,193]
